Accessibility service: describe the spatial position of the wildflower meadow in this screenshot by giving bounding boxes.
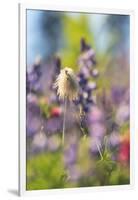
[26,10,130,190]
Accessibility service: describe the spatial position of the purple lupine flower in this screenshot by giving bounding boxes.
[48,57,62,104]
[88,105,106,157]
[80,66,90,79]
[26,99,42,137]
[27,93,37,101]
[89,123,106,139]
[27,99,40,116]
[92,69,99,77]
[26,61,42,94]
[124,89,130,104]
[87,82,97,91]
[108,131,120,147]
[89,137,102,154]
[64,143,77,167]
[75,39,98,116]
[115,103,129,126]
[44,116,62,134]
[27,115,42,137]
[54,56,61,75]
[88,106,104,123]
[80,38,91,52]
[79,38,96,67]
[111,87,126,105]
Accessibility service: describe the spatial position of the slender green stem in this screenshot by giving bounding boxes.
[95,139,103,160]
[62,98,67,146]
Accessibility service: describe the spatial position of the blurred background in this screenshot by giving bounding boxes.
[26,9,130,190]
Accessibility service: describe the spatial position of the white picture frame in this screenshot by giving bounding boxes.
[19,3,134,196]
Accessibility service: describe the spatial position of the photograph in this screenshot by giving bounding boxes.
[26,9,130,190]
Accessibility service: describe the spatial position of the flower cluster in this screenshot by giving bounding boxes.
[26,57,42,94]
[26,38,130,188]
[75,38,99,114]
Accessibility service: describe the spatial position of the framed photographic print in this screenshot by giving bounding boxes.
[19,3,134,196]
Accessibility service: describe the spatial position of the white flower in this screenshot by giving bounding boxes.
[54,67,78,101]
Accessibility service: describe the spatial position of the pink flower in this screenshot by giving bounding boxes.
[51,107,61,117]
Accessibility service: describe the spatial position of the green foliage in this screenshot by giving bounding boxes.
[120,122,130,135]
[109,164,130,185]
[38,97,51,118]
[60,15,94,71]
[27,135,129,189]
[26,13,130,190]
[27,151,67,190]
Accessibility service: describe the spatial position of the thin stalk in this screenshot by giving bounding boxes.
[62,98,67,145]
[95,139,103,160]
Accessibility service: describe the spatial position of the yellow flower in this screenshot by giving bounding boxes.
[54,67,78,101]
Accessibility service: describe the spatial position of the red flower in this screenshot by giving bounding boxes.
[118,133,130,163]
[51,107,61,117]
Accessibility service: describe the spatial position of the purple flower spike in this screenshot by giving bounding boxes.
[45,117,62,134]
[88,106,104,123]
[80,38,91,52]
[108,131,120,147]
[64,143,77,166]
[92,69,99,77]
[90,123,106,139]
[115,103,129,126]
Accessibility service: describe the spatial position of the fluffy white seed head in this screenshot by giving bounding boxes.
[54,67,78,101]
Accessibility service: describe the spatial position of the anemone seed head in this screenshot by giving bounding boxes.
[54,67,78,101]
